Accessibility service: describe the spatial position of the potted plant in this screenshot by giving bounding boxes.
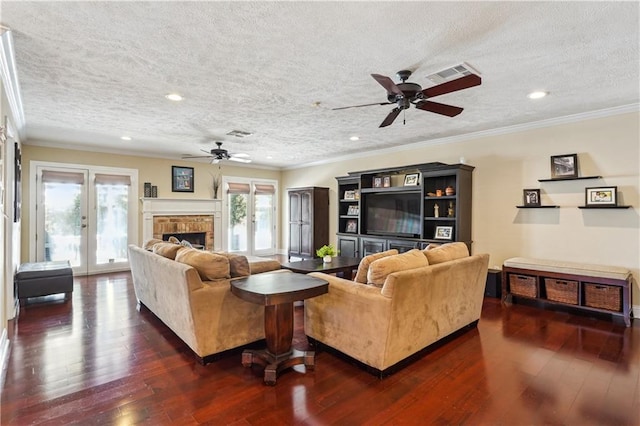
[316,244,338,263]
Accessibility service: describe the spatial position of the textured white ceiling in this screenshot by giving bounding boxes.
[1,1,639,168]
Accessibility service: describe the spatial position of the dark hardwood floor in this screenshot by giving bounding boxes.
[2,271,638,425]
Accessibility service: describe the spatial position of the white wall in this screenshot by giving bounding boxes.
[281,111,640,308]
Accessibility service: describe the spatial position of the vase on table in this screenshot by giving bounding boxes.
[323,255,332,263]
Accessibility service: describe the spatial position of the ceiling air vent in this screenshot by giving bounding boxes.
[425,62,480,85]
[226,129,252,138]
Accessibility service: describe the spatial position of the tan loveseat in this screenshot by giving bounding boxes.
[128,242,282,363]
[304,243,489,374]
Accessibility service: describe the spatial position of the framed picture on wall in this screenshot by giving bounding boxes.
[550,153,578,179]
[523,189,541,206]
[172,166,194,192]
[585,186,617,206]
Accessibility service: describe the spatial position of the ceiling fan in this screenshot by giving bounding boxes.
[333,70,481,127]
[182,141,251,164]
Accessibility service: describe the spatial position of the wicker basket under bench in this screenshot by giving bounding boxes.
[502,257,632,327]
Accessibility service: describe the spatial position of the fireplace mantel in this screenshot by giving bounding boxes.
[140,198,222,251]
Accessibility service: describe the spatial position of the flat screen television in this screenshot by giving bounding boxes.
[365,192,422,238]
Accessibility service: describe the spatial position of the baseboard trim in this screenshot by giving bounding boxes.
[0,328,10,388]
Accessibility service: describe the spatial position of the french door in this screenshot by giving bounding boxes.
[31,163,138,275]
[223,177,277,256]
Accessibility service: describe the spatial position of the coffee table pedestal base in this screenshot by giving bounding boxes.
[242,348,315,385]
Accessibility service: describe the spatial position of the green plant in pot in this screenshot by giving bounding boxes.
[316,244,338,263]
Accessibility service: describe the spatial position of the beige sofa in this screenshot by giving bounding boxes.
[304,243,489,375]
[128,242,282,363]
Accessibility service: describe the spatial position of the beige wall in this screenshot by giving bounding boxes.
[17,112,640,308]
[20,145,283,260]
[281,112,640,306]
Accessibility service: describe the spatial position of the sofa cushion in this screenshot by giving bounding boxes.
[424,242,469,265]
[153,242,185,260]
[218,253,251,278]
[354,249,399,284]
[175,249,231,281]
[367,249,429,287]
[143,238,163,251]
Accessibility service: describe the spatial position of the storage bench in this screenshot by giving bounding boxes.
[502,257,632,327]
[15,261,73,305]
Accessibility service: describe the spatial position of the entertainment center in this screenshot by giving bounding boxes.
[336,162,473,257]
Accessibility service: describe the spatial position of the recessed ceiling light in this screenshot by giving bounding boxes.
[266,155,273,159]
[165,93,184,101]
[350,136,360,141]
[121,136,132,141]
[527,91,548,99]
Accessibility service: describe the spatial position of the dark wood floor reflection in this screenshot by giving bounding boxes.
[2,272,638,425]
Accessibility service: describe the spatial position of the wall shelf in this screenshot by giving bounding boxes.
[538,175,602,182]
[516,205,559,209]
[578,205,631,209]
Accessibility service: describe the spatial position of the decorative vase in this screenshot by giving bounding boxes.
[445,186,455,196]
[323,255,332,263]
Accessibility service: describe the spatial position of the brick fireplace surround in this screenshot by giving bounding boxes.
[141,198,222,251]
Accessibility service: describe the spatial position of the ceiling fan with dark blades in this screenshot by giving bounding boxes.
[182,141,251,164]
[333,70,481,127]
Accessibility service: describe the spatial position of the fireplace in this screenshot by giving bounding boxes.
[141,198,222,252]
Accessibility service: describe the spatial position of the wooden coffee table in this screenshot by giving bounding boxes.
[230,272,328,385]
[280,256,362,279]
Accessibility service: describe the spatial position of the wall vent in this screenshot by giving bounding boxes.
[425,62,480,85]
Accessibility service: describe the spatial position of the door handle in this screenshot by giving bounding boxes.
[81,224,87,228]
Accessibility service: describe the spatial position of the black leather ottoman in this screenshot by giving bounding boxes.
[15,261,73,305]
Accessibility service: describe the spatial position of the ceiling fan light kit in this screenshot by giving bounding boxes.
[334,69,482,128]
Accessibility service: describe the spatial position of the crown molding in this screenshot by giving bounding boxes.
[0,29,26,140]
[286,103,640,170]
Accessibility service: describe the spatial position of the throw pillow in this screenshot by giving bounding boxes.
[180,240,193,248]
[153,242,185,260]
[143,238,163,251]
[167,236,180,244]
[424,242,469,265]
[354,249,399,283]
[175,249,231,281]
[367,249,429,287]
[217,253,251,277]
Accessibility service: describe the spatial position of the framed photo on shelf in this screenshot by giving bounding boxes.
[343,190,356,200]
[383,176,391,188]
[345,219,358,233]
[373,177,383,188]
[172,166,194,192]
[404,173,419,186]
[585,186,617,206]
[434,225,453,240]
[523,189,541,206]
[347,205,359,216]
[354,189,360,200]
[550,153,578,179]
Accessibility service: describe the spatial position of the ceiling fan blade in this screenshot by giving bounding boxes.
[211,159,220,164]
[182,155,214,159]
[415,100,463,117]
[371,74,403,96]
[229,157,252,163]
[332,101,392,111]
[379,108,402,128]
[421,74,481,98]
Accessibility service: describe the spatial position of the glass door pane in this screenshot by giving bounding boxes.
[40,177,88,275]
[228,193,249,252]
[253,192,274,253]
[95,183,129,264]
